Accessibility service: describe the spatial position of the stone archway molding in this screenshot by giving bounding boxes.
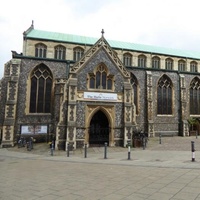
[85,105,115,147]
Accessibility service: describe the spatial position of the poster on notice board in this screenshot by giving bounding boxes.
[21,125,47,134]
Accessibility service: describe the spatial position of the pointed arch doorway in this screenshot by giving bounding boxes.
[89,110,110,146]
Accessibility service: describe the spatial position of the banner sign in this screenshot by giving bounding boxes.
[84,92,117,101]
[21,125,48,134]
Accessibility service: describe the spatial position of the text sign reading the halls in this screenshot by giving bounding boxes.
[84,92,117,101]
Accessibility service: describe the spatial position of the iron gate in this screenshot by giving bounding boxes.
[89,127,110,146]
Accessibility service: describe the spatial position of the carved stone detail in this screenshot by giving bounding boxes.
[126,90,130,102]
[126,127,131,139]
[71,36,130,78]
[70,86,75,100]
[126,107,131,122]
[147,72,153,121]
[68,127,74,140]
[69,105,75,121]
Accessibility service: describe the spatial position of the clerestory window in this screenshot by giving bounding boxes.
[73,47,84,61]
[178,60,186,72]
[165,58,173,70]
[35,43,47,58]
[123,53,132,66]
[138,55,146,68]
[190,61,198,73]
[152,56,160,69]
[54,45,66,60]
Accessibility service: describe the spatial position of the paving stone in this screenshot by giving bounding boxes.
[1,136,200,200]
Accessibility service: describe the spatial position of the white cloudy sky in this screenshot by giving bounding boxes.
[1,0,200,78]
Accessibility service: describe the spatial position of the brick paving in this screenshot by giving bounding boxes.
[1,136,200,200]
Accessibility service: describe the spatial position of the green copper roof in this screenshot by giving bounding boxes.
[26,29,200,60]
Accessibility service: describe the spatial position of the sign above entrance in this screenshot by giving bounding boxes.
[84,92,117,101]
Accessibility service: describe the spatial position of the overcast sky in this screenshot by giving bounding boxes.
[1,0,200,78]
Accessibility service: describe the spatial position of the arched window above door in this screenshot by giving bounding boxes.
[88,64,114,90]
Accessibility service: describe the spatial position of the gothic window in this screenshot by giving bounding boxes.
[157,75,172,115]
[123,53,132,66]
[35,43,47,58]
[190,77,200,114]
[152,56,160,69]
[131,74,138,114]
[138,54,146,68]
[190,61,198,73]
[178,60,186,72]
[73,47,84,61]
[29,64,52,113]
[54,45,66,60]
[165,58,173,70]
[89,64,113,90]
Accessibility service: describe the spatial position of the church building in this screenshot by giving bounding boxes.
[0,22,200,150]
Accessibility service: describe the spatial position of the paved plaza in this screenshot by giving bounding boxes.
[1,136,200,200]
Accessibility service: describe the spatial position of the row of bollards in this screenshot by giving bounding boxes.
[51,140,197,162]
[65,142,130,160]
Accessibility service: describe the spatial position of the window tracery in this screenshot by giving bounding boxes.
[157,75,172,115]
[54,45,66,60]
[29,64,52,113]
[88,64,113,90]
[131,74,138,114]
[190,77,200,114]
[73,47,84,61]
[35,43,47,58]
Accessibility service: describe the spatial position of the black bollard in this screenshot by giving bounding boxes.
[196,131,198,139]
[127,141,131,160]
[51,142,54,156]
[84,143,87,158]
[143,137,145,150]
[191,141,195,162]
[104,142,107,159]
[159,134,162,144]
[67,143,70,157]
[27,137,32,151]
